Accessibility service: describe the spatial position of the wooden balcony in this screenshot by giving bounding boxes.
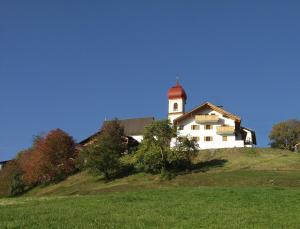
[217,126,235,135]
[195,115,219,123]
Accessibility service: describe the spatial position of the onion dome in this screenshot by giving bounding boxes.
[168,81,187,100]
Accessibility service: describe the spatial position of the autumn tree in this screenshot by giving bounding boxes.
[269,119,300,151]
[22,129,78,185]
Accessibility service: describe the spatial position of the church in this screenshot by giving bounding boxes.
[168,81,256,149]
[80,81,256,149]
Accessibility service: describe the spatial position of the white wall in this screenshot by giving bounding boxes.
[242,128,254,147]
[131,135,143,143]
[173,108,245,149]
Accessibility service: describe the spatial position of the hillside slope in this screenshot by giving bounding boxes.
[25,148,300,197]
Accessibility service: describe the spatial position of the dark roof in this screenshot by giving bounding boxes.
[103,117,154,136]
[0,160,11,165]
[79,117,154,145]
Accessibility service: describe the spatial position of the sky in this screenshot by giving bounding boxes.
[1,1,300,161]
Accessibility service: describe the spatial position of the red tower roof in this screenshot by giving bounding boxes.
[168,81,187,100]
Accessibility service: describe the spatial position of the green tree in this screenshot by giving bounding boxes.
[83,119,126,180]
[135,120,176,173]
[0,160,25,197]
[170,137,198,170]
[10,168,25,196]
[269,119,300,151]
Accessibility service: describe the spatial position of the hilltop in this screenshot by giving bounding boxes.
[25,147,300,197]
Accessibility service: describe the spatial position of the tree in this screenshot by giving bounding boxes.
[22,129,78,185]
[134,120,176,173]
[83,119,126,180]
[0,160,25,197]
[170,137,198,170]
[269,119,300,151]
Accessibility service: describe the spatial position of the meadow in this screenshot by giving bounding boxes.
[1,148,300,228]
[1,187,300,228]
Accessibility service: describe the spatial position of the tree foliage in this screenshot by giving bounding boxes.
[135,120,179,173]
[83,119,126,180]
[0,129,78,197]
[269,119,300,151]
[170,137,198,170]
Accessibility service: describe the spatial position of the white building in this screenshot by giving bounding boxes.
[168,81,256,149]
[80,81,256,150]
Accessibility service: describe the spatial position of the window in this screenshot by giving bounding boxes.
[223,136,228,141]
[191,125,200,130]
[192,137,200,142]
[204,136,213,142]
[205,125,212,130]
[173,103,178,111]
[178,125,184,130]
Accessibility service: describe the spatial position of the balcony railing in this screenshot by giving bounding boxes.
[195,115,219,124]
[216,126,235,135]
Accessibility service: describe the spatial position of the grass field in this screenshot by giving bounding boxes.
[1,187,300,228]
[1,148,300,228]
[24,148,300,196]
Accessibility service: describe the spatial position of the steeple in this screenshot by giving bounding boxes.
[167,81,187,124]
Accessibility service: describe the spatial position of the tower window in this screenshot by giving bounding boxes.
[223,136,228,141]
[173,103,178,111]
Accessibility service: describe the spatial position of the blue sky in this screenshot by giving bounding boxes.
[1,1,299,160]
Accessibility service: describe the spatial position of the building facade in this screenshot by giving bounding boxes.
[80,82,256,150]
[168,81,256,149]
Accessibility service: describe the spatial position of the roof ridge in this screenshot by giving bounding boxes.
[174,102,241,123]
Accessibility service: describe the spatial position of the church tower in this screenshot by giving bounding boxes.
[167,81,187,124]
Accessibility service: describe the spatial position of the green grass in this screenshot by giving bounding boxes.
[24,148,300,197]
[1,187,300,228]
[1,148,300,228]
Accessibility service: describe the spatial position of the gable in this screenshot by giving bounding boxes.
[174,102,241,124]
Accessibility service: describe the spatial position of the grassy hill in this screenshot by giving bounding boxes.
[1,187,300,228]
[24,147,300,197]
[1,148,300,228]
